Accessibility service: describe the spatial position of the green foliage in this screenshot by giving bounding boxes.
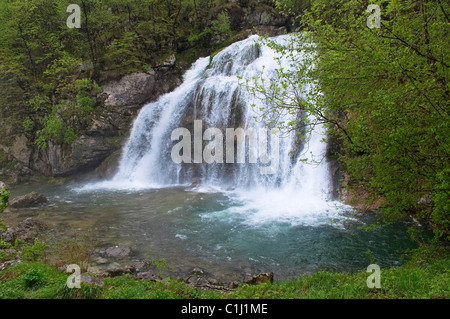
[1,235,47,263]
[0,186,10,214]
[18,238,47,262]
[274,0,311,16]
[63,126,78,147]
[28,95,52,114]
[57,281,102,299]
[50,230,97,272]
[0,0,280,161]
[0,241,12,249]
[23,269,46,288]
[22,118,35,136]
[0,185,8,237]
[151,257,169,270]
[35,114,64,150]
[43,54,84,99]
[1,245,447,299]
[248,0,450,241]
[211,10,232,40]
[188,10,232,44]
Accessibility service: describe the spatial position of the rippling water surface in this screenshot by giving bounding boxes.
[6,181,417,282]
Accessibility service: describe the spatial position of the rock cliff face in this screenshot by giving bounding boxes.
[0,8,293,183]
[1,69,181,182]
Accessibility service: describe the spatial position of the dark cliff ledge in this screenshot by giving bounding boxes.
[0,67,182,182]
[32,68,182,178]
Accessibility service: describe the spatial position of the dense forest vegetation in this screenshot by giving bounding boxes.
[0,0,286,167]
[249,0,449,241]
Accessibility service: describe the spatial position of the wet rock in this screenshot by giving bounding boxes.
[17,211,39,218]
[154,54,176,69]
[137,270,159,282]
[0,260,21,271]
[27,70,181,178]
[188,177,201,188]
[101,71,180,108]
[207,278,223,286]
[244,272,274,285]
[134,259,151,271]
[187,276,209,285]
[95,257,109,265]
[81,274,105,288]
[191,267,205,275]
[105,246,132,258]
[106,265,135,277]
[0,218,47,244]
[86,265,103,275]
[9,192,48,209]
[228,281,241,289]
[11,136,31,166]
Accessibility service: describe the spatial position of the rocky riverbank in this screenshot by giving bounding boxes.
[0,194,274,291]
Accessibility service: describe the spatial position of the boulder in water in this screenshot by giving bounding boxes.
[188,177,201,188]
[105,246,132,259]
[9,192,48,209]
[137,270,159,282]
[106,265,135,277]
[244,272,274,285]
[0,217,47,244]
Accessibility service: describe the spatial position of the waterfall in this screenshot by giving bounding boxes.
[84,35,341,220]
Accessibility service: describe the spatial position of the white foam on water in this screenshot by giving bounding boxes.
[76,34,352,227]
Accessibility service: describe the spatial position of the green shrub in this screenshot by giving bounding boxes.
[20,238,47,262]
[0,186,9,213]
[63,126,78,146]
[23,269,46,288]
[23,117,35,136]
[35,115,64,150]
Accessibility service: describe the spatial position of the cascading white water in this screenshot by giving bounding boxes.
[37,34,416,279]
[83,34,345,224]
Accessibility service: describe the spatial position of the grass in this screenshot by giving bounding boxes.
[0,245,448,299]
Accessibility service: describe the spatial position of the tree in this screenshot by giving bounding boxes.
[245,0,449,240]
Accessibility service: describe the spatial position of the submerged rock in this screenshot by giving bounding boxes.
[244,272,274,285]
[106,264,135,277]
[81,274,105,288]
[191,267,205,275]
[105,246,132,258]
[95,257,109,265]
[228,281,241,289]
[188,177,201,188]
[9,192,48,208]
[137,270,159,282]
